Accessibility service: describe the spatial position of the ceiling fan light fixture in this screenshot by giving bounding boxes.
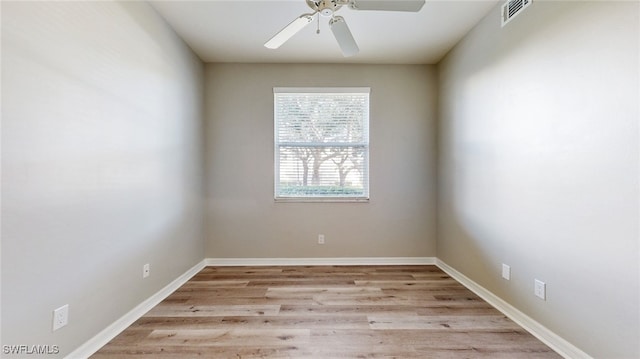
[264,14,315,49]
[316,0,342,16]
[320,8,334,17]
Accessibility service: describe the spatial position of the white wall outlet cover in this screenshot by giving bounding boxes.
[143,263,150,278]
[318,234,325,244]
[53,304,69,331]
[534,279,546,300]
[502,264,511,280]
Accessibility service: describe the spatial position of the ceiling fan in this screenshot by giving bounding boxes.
[264,0,426,57]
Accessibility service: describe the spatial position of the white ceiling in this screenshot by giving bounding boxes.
[150,0,500,64]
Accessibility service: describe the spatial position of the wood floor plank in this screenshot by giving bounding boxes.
[367,314,521,330]
[171,288,266,298]
[354,279,464,288]
[246,279,358,287]
[93,265,561,358]
[130,317,226,329]
[415,305,502,316]
[182,296,319,306]
[265,286,384,298]
[93,346,304,359]
[103,329,153,345]
[130,315,370,330]
[179,280,250,288]
[143,328,310,347]
[309,329,554,352]
[145,304,281,317]
[278,304,420,317]
[158,294,191,304]
[411,272,455,279]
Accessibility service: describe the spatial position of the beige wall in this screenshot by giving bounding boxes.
[1,2,205,357]
[204,64,437,258]
[437,1,639,357]
[3,1,637,357]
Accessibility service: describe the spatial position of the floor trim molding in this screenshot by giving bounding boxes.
[66,259,207,359]
[205,257,436,266]
[435,259,591,359]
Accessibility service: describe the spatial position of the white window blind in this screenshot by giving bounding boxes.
[274,87,370,201]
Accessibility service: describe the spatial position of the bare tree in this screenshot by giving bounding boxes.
[277,93,366,192]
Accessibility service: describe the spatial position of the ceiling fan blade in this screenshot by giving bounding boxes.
[329,16,359,57]
[264,14,315,49]
[349,0,425,12]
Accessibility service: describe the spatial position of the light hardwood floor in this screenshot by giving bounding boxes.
[93,265,561,358]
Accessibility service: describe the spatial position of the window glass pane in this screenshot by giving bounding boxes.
[278,145,368,197]
[275,93,368,144]
[275,88,369,200]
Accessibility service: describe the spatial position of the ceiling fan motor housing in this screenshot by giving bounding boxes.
[308,0,344,17]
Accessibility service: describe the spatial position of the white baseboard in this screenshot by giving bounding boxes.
[205,257,436,266]
[435,259,591,359]
[66,259,207,359]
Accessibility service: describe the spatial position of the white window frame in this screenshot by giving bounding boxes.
[274,87,370,202]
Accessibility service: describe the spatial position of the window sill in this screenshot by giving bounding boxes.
[274,197,369,203]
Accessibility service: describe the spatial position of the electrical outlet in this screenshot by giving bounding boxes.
[143,263,150,278]
[318,234,325,245]
[52,304,69,331]
[534,279,546,300]
[502,264,511,280]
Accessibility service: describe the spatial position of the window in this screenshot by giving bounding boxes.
[274,87,370,201]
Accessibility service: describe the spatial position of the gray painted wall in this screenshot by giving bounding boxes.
[204,64,437,259]
[1,2,205,357]
[437,1,639,357]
